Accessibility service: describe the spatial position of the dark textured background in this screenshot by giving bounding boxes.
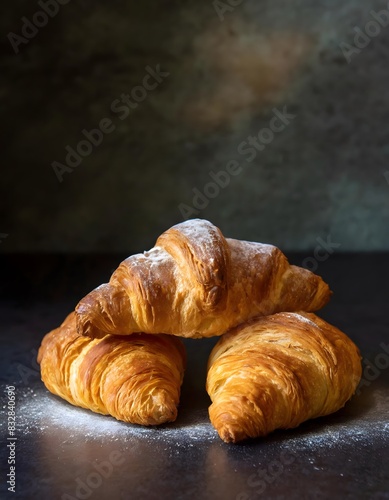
[1,0,389,253]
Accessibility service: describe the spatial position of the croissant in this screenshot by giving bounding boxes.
[37,312,186,425]
[76,219,331,339]
[206,312,362,443]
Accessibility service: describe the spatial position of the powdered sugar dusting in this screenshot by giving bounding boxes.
[227,238,277,263]
[168,219,224,258]
[15,385,217,443]
[172,219,216,241]
[283,312,319,328]
[143,246,170,263]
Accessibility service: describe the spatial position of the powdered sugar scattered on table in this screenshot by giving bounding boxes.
[14,384,389,449]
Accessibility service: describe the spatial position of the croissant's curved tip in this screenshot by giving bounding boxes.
[217,424,248,444]
[74,310,103,339]
[148,389,178,425]
[74,306,90,336]
[317,280,333,309]
[209,407,249,443]
[75,295,107,338]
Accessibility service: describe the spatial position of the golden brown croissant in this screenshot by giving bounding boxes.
[206,312,362,443]
[76,219,331,339]
[37,312,186,425]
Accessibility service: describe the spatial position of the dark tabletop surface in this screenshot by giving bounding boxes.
[0,253,388,500]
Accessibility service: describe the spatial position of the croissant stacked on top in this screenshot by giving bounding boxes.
[38,219,362,441]
[75,219,331,339]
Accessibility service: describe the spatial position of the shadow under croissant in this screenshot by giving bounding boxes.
[165,367,377,436]
[171,337,216,428]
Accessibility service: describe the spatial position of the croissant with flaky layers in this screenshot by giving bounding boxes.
[75,219,331,339]
[206,312,362,443]
[38,312,186,425]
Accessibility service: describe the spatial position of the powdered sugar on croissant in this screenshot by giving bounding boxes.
[76,219,331,339]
